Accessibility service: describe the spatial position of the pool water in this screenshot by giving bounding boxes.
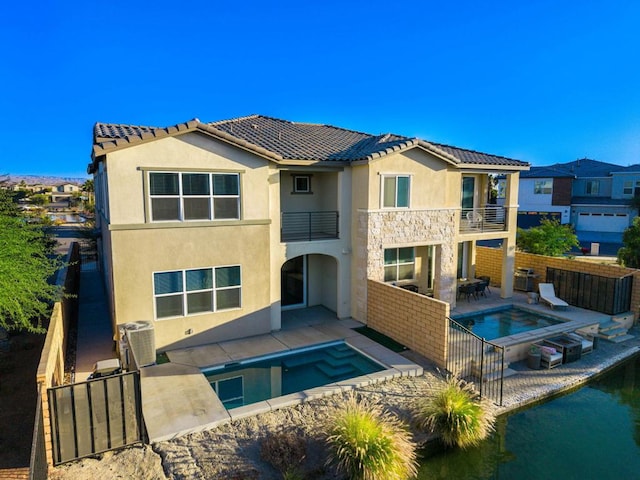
[202,341,384,409]
[453,307,563,340]
[417,353,640,479]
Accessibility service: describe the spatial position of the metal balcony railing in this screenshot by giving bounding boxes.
[281,211,339,242]
[459,206,508,234]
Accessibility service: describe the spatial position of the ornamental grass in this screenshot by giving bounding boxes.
[324,393,418,480]
[414,375,496,449]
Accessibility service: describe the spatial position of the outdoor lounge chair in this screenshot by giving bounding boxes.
[538,283,569,310]
[565,332,594,355]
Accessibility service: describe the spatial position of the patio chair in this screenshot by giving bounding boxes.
[538,283,569,310]
[475,280,489,298]
[565,332,594,355]
[458,283,477,302]
[466,210,482,229]
[478,275,491,294]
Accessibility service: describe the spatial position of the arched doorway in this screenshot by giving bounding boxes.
[281,256,306,309]
[281,254,338,312]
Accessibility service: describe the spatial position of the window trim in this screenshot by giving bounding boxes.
[381,174,411,209]
[383,247,416,283]
[585,180,600,195]
[146,171,241,223]
[153,265,242,320]
[292,174,312,194]
[533,179,552,195]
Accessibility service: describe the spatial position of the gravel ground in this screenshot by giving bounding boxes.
[50,327,640,480]
[50,373,442,480]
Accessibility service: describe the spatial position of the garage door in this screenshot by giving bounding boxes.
[576,212,629,232]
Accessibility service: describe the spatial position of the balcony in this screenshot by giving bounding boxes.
[281,211,339,242]
[459,206,508,234]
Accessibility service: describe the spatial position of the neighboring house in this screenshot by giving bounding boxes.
[88,115,529,352]
[57,183,81,193]
[518,159,638,244]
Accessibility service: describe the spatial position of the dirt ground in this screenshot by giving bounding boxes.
[0,331,46,470]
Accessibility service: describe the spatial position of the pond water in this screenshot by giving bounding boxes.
[418,354,640,479]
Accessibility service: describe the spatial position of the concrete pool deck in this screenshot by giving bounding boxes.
[142,317,423,442]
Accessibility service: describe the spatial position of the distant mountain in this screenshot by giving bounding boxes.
[2,174,88,186]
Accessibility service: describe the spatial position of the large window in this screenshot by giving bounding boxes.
[153,265,241,319]
[534,180,552,194]
[149,172,240,222]
[384,247,415,282]
[382,175,410,208]
[585,180,600,195]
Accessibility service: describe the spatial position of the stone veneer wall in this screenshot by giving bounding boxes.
[476,246,640,319]
[367,279,450,368]
[356,209,458,320]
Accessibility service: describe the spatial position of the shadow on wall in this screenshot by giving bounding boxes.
[156,306,272,353]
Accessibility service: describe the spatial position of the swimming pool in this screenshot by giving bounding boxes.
[202,341,385,409]
[452,306,563,340]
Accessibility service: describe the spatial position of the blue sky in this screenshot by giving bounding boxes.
[2,1,639,178]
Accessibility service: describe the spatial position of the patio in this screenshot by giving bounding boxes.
[144,312,423,442]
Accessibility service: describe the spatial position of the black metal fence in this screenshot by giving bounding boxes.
[447,318,504,406]
[29,383,48,480]
[281,211,339,242]
[48,371,144,465]
[546,267,633,315]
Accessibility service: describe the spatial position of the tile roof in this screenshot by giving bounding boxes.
[610,164,640,174]
[89,115,529,172]
[522,158,623,179]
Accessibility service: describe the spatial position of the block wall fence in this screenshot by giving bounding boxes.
[35,242,81,470]
[367,279,450,368]
[476,246,640,319]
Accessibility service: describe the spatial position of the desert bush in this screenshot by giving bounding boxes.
[260,430,306,477]
[325,393,418,480]
[414,376,495,449]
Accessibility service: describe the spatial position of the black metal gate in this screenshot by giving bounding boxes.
[447,318,504,406]
[546,267,633,315]
[48,371,144,465]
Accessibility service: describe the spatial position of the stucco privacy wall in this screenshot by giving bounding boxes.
[367,280,449,368]
[355,209,457,320]
[476,246,640,318]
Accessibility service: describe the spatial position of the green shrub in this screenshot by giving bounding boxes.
[414,376,495,449]
[325,394,418,480]
[260,430,306,477]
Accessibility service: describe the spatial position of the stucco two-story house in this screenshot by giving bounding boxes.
[518,158,638,245]
[88,115,529,354]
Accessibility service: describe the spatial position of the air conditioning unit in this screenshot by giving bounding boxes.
[122,321,156,368]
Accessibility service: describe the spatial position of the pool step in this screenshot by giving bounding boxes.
[316,362,355,379]
[282,354,320,369]
[327,347,357,360]
[597,320,631,342]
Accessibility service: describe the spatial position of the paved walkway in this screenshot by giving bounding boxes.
[74,260,115,381]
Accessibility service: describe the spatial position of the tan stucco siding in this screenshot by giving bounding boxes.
[109,223,271,350]
[105,133,270,226]
[365,149,459,209]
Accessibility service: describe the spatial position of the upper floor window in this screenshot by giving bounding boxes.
[534,180,552,194]
[292,175,312,194]
[585,180,600,195]
[153,265,242,319]
[623,181,633,195]
[382,175,410,208]
[149,172,240,222]
[384,247,415,282]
